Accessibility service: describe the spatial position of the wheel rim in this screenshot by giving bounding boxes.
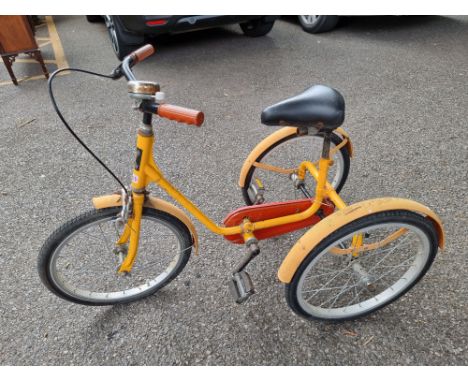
[296,222,431,320]
[299,15,320,26]
[105,16,120,55]
[247,135,346,204]
[48,214,186,304]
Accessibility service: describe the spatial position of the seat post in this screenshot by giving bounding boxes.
[321,132,332,160]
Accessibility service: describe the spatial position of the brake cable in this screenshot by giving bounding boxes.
[48,68,129,194]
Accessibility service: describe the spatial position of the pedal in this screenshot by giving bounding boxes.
[229,271,255,304]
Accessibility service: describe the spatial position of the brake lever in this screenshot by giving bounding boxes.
[110,64,124,80]
[110,54,136,80]
[109,65,131,80]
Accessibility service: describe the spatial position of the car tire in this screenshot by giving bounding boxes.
[86,15,103,23]
[240,18,275,37]
[298,15,340,34]
[104,16,145,60]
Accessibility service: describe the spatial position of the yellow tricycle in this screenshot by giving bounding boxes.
[38,45,444,321]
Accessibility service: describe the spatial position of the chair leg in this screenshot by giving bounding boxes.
[1,54,18,85]
[32,50,49,79]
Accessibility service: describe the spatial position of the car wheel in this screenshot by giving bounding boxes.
[240,18,275,37]
[298,15,340,33]
[104,16,145,60]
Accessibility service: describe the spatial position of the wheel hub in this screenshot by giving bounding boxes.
[352,262,376,291]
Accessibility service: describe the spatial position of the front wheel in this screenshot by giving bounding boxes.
[286,210,439,321]
[38,207,193,306]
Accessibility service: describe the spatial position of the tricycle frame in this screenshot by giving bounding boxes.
[116,110,347,273]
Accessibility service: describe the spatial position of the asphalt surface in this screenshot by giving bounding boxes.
[0,15,467,365]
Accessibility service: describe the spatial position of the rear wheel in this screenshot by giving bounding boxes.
[286,210,439,321]
[240,18,275,37]
[241,132,350,205]
[38,207,192,306]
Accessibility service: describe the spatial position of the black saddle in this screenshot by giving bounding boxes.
[261,85,345,131]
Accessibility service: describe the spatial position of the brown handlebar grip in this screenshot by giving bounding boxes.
[157,104,204,127]
[132,44,155,64]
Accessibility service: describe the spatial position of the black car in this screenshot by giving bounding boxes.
[86,15,278,60]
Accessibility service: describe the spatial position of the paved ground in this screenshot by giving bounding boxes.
[0,15,467,365]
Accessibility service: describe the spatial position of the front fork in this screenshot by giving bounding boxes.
[115,110,158,273]
[116,191,145,273]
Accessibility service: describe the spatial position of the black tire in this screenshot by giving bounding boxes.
[285,210,439,321]
[298,15,340,34]
[86,15,103,23]
[105,16,145,60]
[240,18,275,37]
[38,207,192,306]
[241,132,350,205]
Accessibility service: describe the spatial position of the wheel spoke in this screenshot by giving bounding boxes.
[320,274,356,308]
[358,235,412,263]
[81,230,105,241]
[366,235,412,274]
[372,257,414,270]
[368,259,415,287]
[302,284,354,294]
[305,264,351,301]
[344,284,368,308]
[98,223,113,254]
[304,269,346,280]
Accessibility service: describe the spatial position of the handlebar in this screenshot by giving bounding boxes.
[157,104,204,127]
[112,44,204,127]
[111,44,155,81]
[131,44,155,64]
